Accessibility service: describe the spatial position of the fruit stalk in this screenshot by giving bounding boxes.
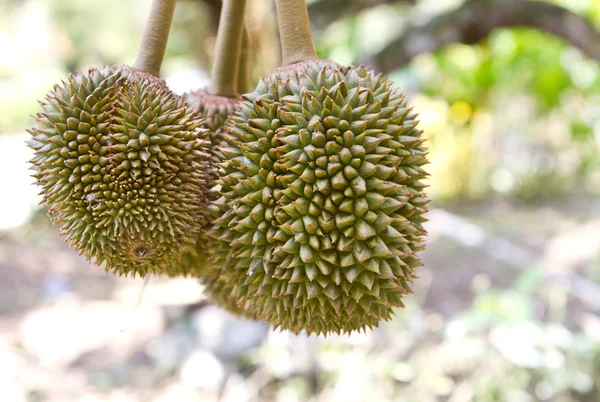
[133,0,177,76]
[275,0,317,65]
[209,0,248,97]
[237,27,251,94]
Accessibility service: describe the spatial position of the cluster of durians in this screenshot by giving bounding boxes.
[27,0,429,335]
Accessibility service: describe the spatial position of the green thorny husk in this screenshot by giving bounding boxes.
[204,60,429,334]
[28,66,212,277]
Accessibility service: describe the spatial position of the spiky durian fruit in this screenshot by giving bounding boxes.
[27,66,211,277]
[206,59,429,334]
[174,90,240,277]
[184,89,240,176]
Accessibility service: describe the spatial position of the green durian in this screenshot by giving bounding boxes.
[176,3,250,282]
[184,89,239,185]
[206,59,429,334]
[174,90,240,277]
[27,65,212,277]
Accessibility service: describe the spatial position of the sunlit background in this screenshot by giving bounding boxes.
[1,0,599,401]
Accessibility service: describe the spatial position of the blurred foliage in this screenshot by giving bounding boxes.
[407,28,600,201]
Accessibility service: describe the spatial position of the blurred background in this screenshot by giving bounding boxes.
[1,0,599,400]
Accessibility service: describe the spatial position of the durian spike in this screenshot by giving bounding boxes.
[275,0,317,65]
[209,0,247,97]
[133,0,177,77]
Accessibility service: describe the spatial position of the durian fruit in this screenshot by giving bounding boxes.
[184,89,239,174]
[27,0,213,277]
[203,0,429,334]
[27,66,211,276]
[175,0,252,281]
[207,59,428,334]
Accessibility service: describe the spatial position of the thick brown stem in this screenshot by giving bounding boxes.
[275,0,317,65]
[209,0,247,97]
[237,27,251,94]
[133,0,177,77]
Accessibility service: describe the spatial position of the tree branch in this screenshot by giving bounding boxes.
[364,0,600,74]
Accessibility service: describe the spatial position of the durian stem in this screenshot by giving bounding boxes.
[275,0,318,65]
[209,0,247,97]
[133,0,177,77]
[237,27,251,94]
